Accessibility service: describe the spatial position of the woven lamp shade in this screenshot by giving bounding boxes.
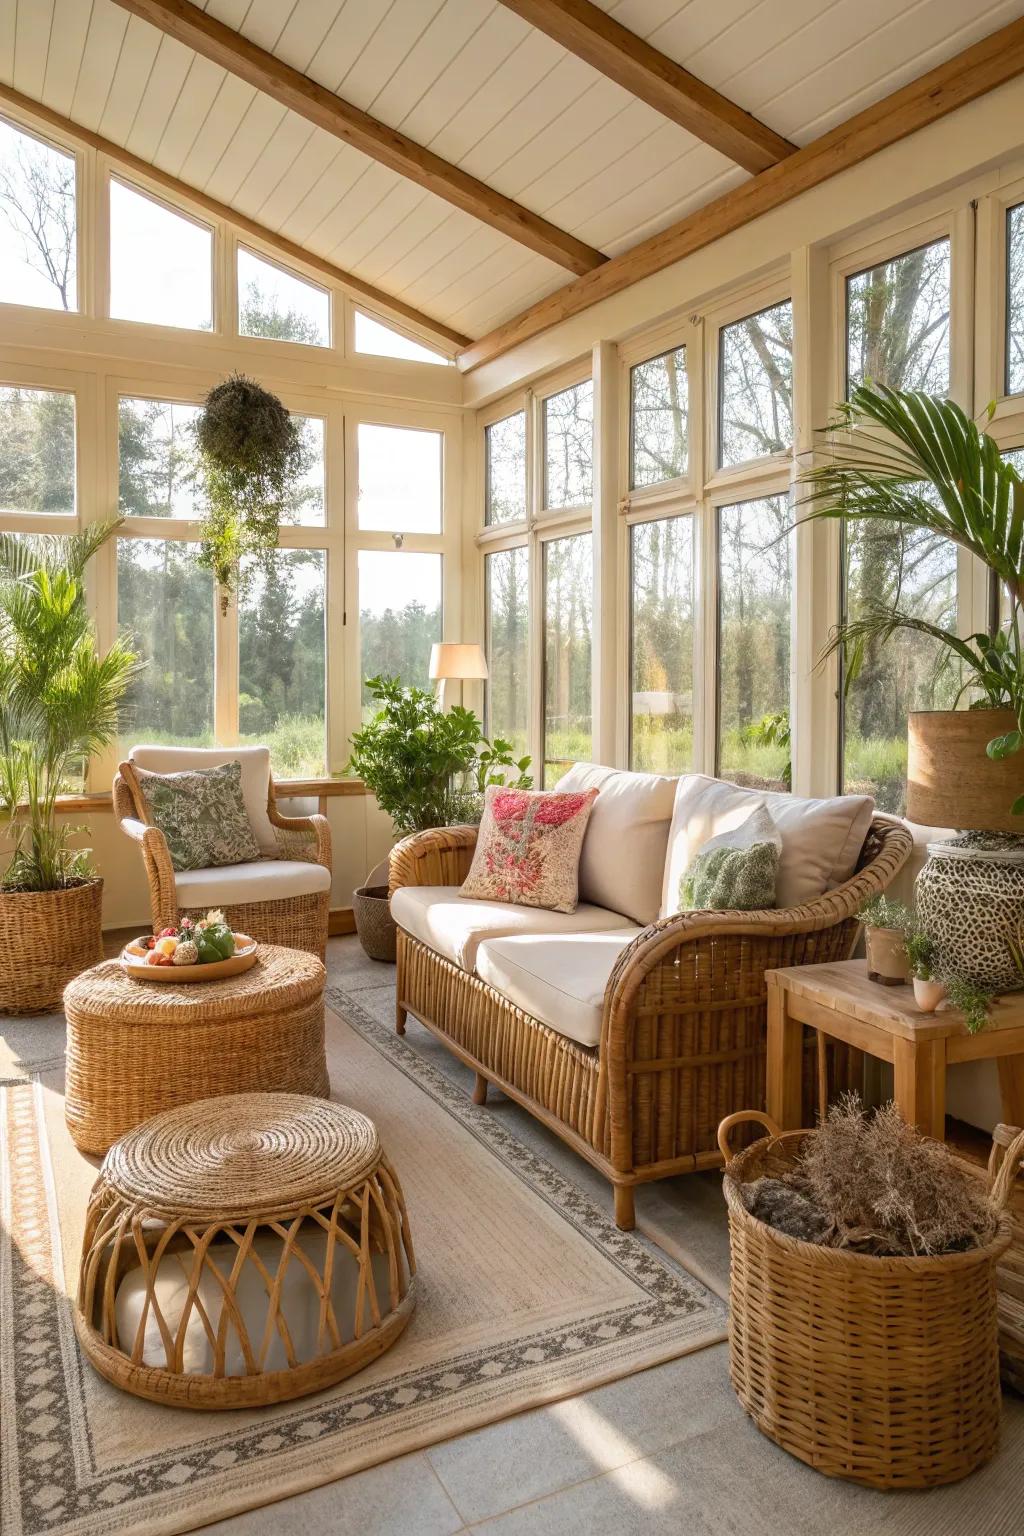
[906,709,1022,832]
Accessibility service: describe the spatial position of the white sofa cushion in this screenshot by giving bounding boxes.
[391,884,636,973]
[130,744,277,857]
[556,762,678,925]
[174,859,330,908]
[476,931,638,1049]
[661,774,874,917]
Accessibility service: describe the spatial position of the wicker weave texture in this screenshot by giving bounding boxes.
[0,878,103,1014]
[985,1123,1024,1394]
[113,770,332,960]
[722,1120,1013,1488]
[75,1094,416,1409]
[391,818,912,1224]
[64,947,328,1156]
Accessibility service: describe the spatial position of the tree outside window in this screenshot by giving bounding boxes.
[0,118,76,312]
[719,301,793,468]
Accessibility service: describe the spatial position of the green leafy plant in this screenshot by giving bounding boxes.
[905,929,938,981]
[0,524,141,891]
[742,709,792,788]
[194,374,307,612]
[346,675,532,836]
[943,975,994,1035]
[858,894,913,932]
[797,384,1024,811]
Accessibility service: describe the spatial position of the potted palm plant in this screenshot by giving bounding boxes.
[0,524,140,1012]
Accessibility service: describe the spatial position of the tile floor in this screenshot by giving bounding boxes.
[122,939,1024,1534]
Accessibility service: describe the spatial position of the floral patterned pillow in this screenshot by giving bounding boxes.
[131,760,262,872]
[460,785,600,913]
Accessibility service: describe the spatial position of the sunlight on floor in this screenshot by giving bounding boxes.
[550,1396,679,1509]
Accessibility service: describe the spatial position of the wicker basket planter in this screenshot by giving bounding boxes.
[719,1111,1014,1490]
[0,877,103,1014]
[353,884,397,962]
[960,1123,1024,1395]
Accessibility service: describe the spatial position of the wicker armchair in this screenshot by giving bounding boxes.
[389,816,912,1228]
[114,747,332,960]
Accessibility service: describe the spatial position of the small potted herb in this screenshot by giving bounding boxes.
[906,930,946,1013]
[858,895,913,985]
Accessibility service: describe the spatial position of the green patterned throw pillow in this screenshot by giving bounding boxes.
[134,760,262,872]
[678,805,781,912]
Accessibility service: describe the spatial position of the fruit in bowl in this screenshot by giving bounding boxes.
[135,911,240,967]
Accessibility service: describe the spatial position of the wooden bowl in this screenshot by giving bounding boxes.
[121,935,258,983]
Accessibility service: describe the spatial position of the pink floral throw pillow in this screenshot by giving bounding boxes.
[460,785,600,913]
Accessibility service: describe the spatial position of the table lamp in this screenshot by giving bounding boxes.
[429,642,488,710]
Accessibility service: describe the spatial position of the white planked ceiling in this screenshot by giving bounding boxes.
[2,0,1023,340]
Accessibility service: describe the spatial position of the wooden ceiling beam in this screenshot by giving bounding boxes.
[110,0,606,278]
[0,82,471,349]
[496,0,794,174]
[458,15,1024,372]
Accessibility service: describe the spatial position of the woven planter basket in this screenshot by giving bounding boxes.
[718,1111,1015,1490]
[352,885,397,963]
[960,1123,1024,1395]
[0,877,103,1014]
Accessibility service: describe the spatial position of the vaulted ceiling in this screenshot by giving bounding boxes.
[2,0,1024,345]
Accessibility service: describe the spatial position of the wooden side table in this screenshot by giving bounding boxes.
[766,959,1024,1138]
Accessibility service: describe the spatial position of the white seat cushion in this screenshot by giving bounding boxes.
[130,744,277,857]
[556,762,678,926]
[174,859,330,908]
[476,931,638,1048]
[660,774,874,917]
[391,885,635,973]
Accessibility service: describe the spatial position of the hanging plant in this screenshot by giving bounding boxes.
[193,374,307,613]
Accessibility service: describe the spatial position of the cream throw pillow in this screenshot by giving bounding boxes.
[661,775,874,918]
[556,762,678,925]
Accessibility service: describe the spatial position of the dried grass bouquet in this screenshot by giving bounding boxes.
[737,1094,996,1257]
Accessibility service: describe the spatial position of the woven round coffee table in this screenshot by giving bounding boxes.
[64,946,327,1155]
[75,1093,417,1409]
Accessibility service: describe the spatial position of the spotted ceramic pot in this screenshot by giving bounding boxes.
[915,835,1024,993]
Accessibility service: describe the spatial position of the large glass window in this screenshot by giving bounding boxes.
[0,118,76,311]
[237,247,329,347]
[485,412,526,525]
[353,310,449,365]
[846,237,950,394]
[291,416,326,526]
[543,533,592,785]
[544,381,593,509]
[358,550,442,708]
[717,495,791,790]
[630,516,694,772]
[719,301,793,467]
[485,546,529,759]
[117,538,214,748]
[1009,207,1024,396]
[630,347,687,488]
[843,237,955,813]
[0,385,75,516]
[842,520,958,814]
[118,398,200,518]
[109,180,213,331]
[357,423,442,533]
[239,549,326,777]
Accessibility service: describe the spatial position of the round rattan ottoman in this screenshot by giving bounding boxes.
[64,946,327,1156]
[75,1093,417,1409]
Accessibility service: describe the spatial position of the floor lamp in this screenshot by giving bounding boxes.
[429,642,489,710]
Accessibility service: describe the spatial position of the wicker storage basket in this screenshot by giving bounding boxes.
[980,1124,1024,1395]
[352,884,397,963]
[0,877,103,1014]
[718,1111,1015,1489]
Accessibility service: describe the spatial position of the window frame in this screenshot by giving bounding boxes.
[106,172,217,335]
[235,239,332,350]
[0,110,84,319]
[707,274,794,483]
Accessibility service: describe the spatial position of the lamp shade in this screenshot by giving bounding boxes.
[905,709,1022,832]
[428,642,488,682]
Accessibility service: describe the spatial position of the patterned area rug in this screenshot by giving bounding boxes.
[1,983,726,1536]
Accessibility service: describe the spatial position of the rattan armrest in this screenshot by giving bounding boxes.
[389,825,479,895]
[268,805,332,870]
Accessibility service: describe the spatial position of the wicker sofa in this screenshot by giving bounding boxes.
[389,765,912,1228]
[114,745,332,959]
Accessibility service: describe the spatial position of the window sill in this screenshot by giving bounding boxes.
[34,779,368,814]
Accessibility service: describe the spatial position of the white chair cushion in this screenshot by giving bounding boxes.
[660,774,874,917]
[476,931,638,1049]
[391,885,636,973]
[556,762,678,926]
[174,859,330,908]
[130,744,277,857]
